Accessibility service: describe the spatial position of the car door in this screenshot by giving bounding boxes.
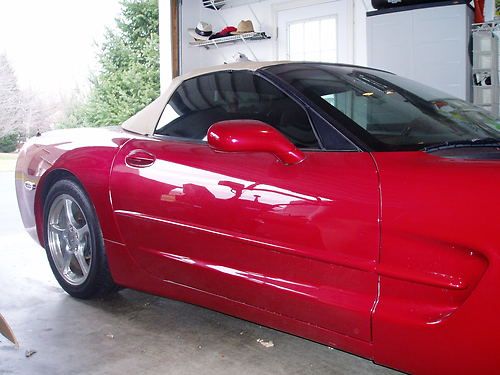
[110,70,380,342]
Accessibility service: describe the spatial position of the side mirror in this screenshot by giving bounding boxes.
[207,120,305,165]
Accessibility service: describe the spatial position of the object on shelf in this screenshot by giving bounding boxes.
[232,20,255,34]
[474,72,492,86]
[187,20,258,43]
[188,21,213,41]
[232,52,250,62]
[209,26,237,40]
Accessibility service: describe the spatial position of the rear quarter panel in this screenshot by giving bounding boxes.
[15,127,132,246]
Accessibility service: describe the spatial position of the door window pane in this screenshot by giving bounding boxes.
[155,71,320,149]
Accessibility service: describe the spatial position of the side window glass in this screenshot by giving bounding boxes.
[154,71,320,149]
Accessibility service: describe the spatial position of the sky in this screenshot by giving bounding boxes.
[0,0,121,98]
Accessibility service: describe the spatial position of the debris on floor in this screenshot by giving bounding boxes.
[105,333,115,339]
[25,349,37,358]
[0,313,19,347]
[256,339,274,348]
[128,313,138,321]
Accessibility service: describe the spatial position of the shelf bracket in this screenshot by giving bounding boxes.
[211,40,228,64]
[209,0,229,26]
[239,35,259,61]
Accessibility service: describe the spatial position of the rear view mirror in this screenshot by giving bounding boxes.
[207,120,305,165]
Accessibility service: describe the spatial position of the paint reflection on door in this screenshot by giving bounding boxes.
[110,138,380,342]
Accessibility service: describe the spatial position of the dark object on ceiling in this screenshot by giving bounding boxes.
[371,0,462,9]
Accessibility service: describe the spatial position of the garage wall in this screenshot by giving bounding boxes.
[179,0,372,76]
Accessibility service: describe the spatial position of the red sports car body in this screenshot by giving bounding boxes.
[15,62,500,374]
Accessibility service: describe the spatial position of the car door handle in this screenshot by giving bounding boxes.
[125,149,156,168]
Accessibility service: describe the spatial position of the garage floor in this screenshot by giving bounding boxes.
[0,171,400,375]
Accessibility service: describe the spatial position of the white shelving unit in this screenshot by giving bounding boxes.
[190,0,270,62]
[202,0,264,9]
[189,32,270,49]
[472,21,500,116]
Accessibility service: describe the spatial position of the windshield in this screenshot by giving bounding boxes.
[265,63,500,151]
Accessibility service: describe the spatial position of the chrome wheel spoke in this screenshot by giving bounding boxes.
[49,223,66,233]
[62,250,73,274]
[64,199,78,227]
[77,224,89,240]
[75,249,90,277]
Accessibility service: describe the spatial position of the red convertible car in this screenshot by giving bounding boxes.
[15,62,500,374]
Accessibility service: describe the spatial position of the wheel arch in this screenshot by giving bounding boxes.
[35,168,85,246]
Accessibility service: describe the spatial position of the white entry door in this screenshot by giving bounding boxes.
[276,0,353,64]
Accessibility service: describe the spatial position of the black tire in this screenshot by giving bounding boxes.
[43,178,118,299]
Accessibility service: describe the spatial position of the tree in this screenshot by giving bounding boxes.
[0,55,25,140]
[62,0,160,127]
[0,54,54,150]
[0,133,18,153]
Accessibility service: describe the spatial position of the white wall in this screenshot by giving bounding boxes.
[180,0,203,75]
[178,0,371,75]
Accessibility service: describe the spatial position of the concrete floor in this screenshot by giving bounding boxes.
[0,170,401,375]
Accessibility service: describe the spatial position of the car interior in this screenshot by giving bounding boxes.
[154,71,320,149]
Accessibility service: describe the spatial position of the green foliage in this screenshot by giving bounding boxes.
[60,0,160,128]
[0,133,19,153]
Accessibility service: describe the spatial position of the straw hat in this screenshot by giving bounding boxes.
[230,20,255,35]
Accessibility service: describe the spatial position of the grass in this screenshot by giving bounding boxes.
[0,153,17,172]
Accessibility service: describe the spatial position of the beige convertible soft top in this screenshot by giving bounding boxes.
[121,61,288,136]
